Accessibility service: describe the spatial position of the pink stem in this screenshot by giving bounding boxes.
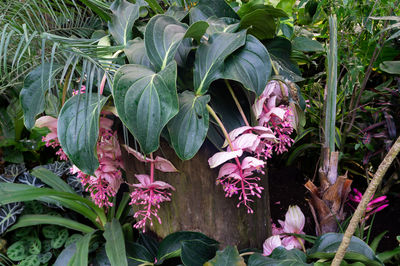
[99,73,107,95]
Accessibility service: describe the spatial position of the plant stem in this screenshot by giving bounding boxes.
[206,104,235,151]
[225,80,250,127]
[331,136,400,266]
[61,68,72,106]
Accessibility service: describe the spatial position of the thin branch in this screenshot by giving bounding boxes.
[331,136,400,266]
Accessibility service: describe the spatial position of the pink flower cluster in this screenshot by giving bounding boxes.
[348,188,389,221]
[36,114,124,208]
[263,205,305,256]
[71,116,124,208]
[208,81,295,213]
[124,146,177,231]
[253,80,295,154]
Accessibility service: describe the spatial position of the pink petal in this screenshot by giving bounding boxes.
[266,95,278,110]
[283,205,305,234]
[35,116,58,130]
[222,126,252,148]
[151,181,175,190]
[263,235,282,256]
[241,157,265,170]
[134,174,151,186]
[123,145,152,163]
[281,235,303,250]
[268,107,286,120]
[99,117,114,130]
[208,150,243,168]
[218,163,238,178]
[252,97,267,120]
[232,133,259,150]
[154,156,178,173]
[369,195,387,205]
[252,126,274,135]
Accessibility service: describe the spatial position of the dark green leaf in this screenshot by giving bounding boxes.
[104,219,128,266]
[8,215,95,234]
[292,36,324,52]
[223,34,272,96]
[239,10,276,40]
[19,254,40,266]
[7,240,27,261]
[51,229,69,249]
[68,231,96,266]
[58,93,108,175]
[377,247,400,263]
[370,231,387,253]
[379,61,400,74]
[0,202,24,235]
[138,233,159,258]
[113,62,178,154]
[157,231,218,263]
[54,243,76,266]
[26,237,41,255]
[108,0,142,45]
[185,21,209,43]
[204,246,245,266]
[165,6,188,21]
[286,143,320,166]
[189,0,239,24]
[168,91,210,160]
[181,239,218,266]
[144,15,188,71]
[20,63,61,129]
[206,17,240,35]
[194,31,246,95]
[124,39,154,70]
[237,1,288,18]
[126,241,154,265]
[248,248,310,266]
[38,252,52,264]
[31,167,75,194]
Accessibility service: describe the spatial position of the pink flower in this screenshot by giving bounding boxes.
[129,174,175,231]
[35,116,68,160]
[72,85,86,95]
[263,235,282,256]
[348,188,389,220]
[208,150,243,168]
[267,205,305,251]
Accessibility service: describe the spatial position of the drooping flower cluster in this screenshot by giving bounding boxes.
[263,205,305,256]
[37,114,124,208]
[253,80,295,154]
[348,188,389,221]
[71,116,124,208]
[124,146,177,231]
[35,116,68,161]
[208,81,296,213]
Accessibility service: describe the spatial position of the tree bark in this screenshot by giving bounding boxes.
[122,140,272,249]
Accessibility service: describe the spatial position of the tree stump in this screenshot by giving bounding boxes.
[122,140,272,249]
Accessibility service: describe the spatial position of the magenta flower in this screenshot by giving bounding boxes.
[348,188,389,220]
[35,116,68,160]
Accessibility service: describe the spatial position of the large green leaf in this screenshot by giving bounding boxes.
[113,62,178,155]
[8,215,95,234]
[194,31,246,95]
[189,0,239,24]
[167,91,210,160]
[185,21,209,43]
[144,15,188,71]
[124,39,154,70]
[223,34,272,96]
[126,241,154,265]
[31,167,75,194]
[292,36,324,52]
[379,60,400,74]
[104,219,128,266]
[181,239,219,266]
[20,63,61,130]
[239,9,276,40]
[108,0,142,45]
[68,231,96,266]
[206,17,240,35]
[204,246,245,266]
[156,231,218,263]
[237,1,288,18]
[248,248,309,266]
[308,233,382,265]
[58,93,108,176]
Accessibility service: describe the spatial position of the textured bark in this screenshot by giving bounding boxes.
[122,140,272,249]
[332,136,400,266]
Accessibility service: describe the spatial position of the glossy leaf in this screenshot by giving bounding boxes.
[58,93,108,175]
[181,239,218,266]
[104,219,128,266]
[0,203,24,235]
[237,1,288,18]
[68,231,96,266]
[108,0,142,45]
[113,62,178,155]
[379,60,400,74]
[189,0,239,24]
[194,31,246,95]
[292,36,324,52]
[165,6,188,21]
[145,15,188,70]
[20,63,61,130]
[54,244,76,266]
[124,39,154,70]
[248,248,309,266]
[223,35,272,96]
[126,241,154,265]
[156,231,218,263]
[308,233,382,265]
[204,246,245,266]
[31,167,75,194]
[167,91,210,160]
[239,10,276,40]
[8,215,95,233]
[184,21,209,43]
